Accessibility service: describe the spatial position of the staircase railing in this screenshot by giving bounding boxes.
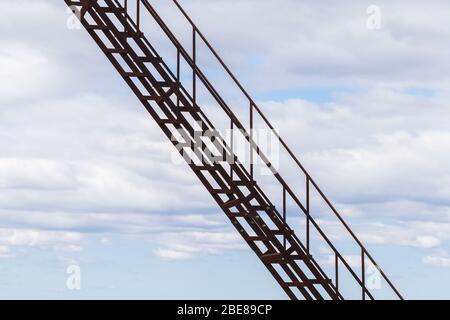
[82,0,403,299]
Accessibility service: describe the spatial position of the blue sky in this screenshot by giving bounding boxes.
[0,0,450,299]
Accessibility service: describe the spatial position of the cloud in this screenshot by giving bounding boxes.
[0,228,83,247]
[422,252,450,268]
[0,0,449,268]
[153,231,246,260]
[0,43,56,100]
[0,228,84,259]
[0,245,12,258]
[414,236,441,249]
[156,0,450,91]
[53,244,84,253]
[310,219,450,249]
[0,227,86,261]
[0,93,214,214]
[100,237,110,245]
[256,89,450,219]
[320,254,373,269]
[154,249,193,261]
[0,158,76,190]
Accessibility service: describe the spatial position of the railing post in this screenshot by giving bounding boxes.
[192,27,197,108]
[283,186,287,249]
[362,248,366,300]
[250,101,254,180]
[230,120,234,179]
[136,0,140,30]
[177,49,180,107]
[306,176,310,253]
[335,252,339,294]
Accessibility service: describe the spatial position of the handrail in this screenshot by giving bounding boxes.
[117,0,402,299]
[169,0,403,299]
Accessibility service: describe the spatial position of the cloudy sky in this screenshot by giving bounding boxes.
[1,0,450,299]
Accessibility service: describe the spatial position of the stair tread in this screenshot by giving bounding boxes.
[139,56,163,63]
[230,211,257,218]
[211,189,234,195]
[252,205,276,211]
[123,72,147,77]
[223,194,254,209]
[191,164,216,171]
[103,48,127,54]
[156,118,182,125]
[86,24,109,30]
[175,106,201,113]
[271,229,295,236]
[119,30,144,38]
[245,236,267,241]
[260,251,313,264]
[139,95,159,101]
[157,81,180,87]
[282,279,332,287]
[98,6,126,13]
[234,180,257,187]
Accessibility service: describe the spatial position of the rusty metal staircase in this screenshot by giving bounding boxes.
[64,0,403,300]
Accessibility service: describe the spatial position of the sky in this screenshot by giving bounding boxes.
[0,0,450,299]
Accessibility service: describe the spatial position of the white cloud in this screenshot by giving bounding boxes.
[0,158,75,190]
[0,43,57,99]
[173,215,225,227]
[100,237,111,245]
[0,0,449,267]
[53,244,83,253]
[0,245,12,258]
[255,89,450,223]
[0,228,83,247]
[321,254,372,269]
[154,248,193,261]
[153,231,246,260]
[0,210,228,235]
[57,256,80,266]
[0,94,212,214]
[158,0,450,90]
[415,236,441,249]
[422,252,450,268]
[315,219,450,249]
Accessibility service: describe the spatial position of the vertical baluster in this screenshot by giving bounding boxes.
[250,102,254,180]
[306,176,310,252]
[362,248,366,300]
[177,49,180,108]
[230,120,234,179]
[122,0,128,32]
[136,0,140,30]
[193,27,197,107]
[283,187,287,249]
[335,252,339,295]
